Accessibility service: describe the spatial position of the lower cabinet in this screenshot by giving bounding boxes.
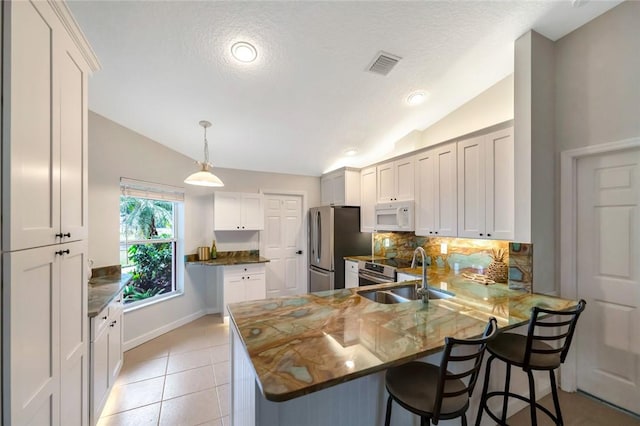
[219,264,266,315]
[345,260,359,288]
[90,291,123,425]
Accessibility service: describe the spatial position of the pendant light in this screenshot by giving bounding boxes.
[184,120,224,187]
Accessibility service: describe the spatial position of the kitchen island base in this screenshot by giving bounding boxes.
[230,324,552,426]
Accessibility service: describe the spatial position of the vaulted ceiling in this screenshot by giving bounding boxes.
[69,0,621,176]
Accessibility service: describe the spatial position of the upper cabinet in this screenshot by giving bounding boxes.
[2,0,96,251]
[320,167,360,206]
[457,128,514,240]
[376,157,415,203]
[415,142,457,237]
[214,192,264,231]
[360,166,377,232]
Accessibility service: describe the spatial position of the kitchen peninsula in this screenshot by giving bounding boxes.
[228,271,577,426]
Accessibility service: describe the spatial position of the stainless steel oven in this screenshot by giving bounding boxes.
[357,261,397,286]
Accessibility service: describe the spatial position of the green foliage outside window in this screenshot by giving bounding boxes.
[120,196,177,304]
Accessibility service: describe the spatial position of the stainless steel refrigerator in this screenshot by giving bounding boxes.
[308,206,371,292]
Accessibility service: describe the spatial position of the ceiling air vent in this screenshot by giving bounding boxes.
[368,51,402,76]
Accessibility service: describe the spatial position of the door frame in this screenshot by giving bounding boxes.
[559,136,640,392]
[259,190,308,295]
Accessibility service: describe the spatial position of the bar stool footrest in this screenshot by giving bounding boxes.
[481,391,561,425]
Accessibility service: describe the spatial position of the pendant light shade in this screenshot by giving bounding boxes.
[184,120,224,187]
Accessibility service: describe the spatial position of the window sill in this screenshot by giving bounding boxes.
[123,291,184,313]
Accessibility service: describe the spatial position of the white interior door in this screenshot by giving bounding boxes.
[576,148,640,414]
[261,193,305,297]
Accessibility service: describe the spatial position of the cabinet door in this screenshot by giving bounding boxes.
[320,175,334,206]
[223,276,245,314]
[59,37,88,243]
[331,173,346,206]
[4,246,60,426]
[344,260,359,289]
[394,157,415,201]
[485,128,514,240]
[245,274,266,301]
[377,161,396,202]
[241,194,264,230]
[214,192,241,230]
[360,167,377,232]
[3,0,60,251]
[457,136,486,238]
[435,143,458,237]
[108,308,123,387]
[91,326,109,425]
[59,242,88,426]
[415,151,436,236]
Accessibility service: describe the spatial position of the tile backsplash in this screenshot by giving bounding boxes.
[373,233,533,292]
[374,233,508,272]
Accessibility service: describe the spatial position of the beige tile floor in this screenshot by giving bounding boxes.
[98,315,230,426]
[99,314,640,426]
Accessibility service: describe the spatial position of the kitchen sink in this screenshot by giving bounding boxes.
[358,285,454,304]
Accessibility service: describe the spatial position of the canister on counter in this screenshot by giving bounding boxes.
[197,246,211,261]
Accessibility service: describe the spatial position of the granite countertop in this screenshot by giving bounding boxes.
[343,255,387,262]
[88,274,131,317]
[186,256,270,266]
[227,268,577,402]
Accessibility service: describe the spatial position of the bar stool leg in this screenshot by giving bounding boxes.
[462,413,468,426]
[549,370,564,426]
[385,395,393,426]
[527,370,537,425]
[475,355,495,426]
[500,363,511,423]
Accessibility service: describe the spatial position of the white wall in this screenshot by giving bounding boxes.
[419,74,514,148]
[88,111,320,347]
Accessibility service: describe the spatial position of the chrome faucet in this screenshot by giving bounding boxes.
[411,247,429,304]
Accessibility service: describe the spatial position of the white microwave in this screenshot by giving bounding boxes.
[374,200,414,232]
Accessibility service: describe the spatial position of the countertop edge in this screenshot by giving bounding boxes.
[186,256,270,266]
[88,274,132,318]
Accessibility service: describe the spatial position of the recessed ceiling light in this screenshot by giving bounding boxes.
[231,42,257,63]
[344,148,358,156]
[406,91,428,106]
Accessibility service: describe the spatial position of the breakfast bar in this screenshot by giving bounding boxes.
[227,271,577,426]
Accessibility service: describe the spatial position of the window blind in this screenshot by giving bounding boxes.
[120,178,185,202]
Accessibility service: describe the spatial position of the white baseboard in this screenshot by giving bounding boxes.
[123,310,205,351]
[205,307,221,315]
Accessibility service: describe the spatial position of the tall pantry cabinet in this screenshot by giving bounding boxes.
[1,1,99,425]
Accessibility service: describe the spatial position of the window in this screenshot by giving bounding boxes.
[120,178,184,306]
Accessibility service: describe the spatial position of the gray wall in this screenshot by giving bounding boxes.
[555,1,640,152]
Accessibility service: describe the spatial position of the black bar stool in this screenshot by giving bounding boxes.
[475,300,586,426]
[384,317,498,426]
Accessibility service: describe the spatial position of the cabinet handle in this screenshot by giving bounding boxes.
[435,231,438,234]
[110,320,117,327]
[237,226,240,229]
[242,226,245,229]
[55,232,71,238]
[102,316,108,320]
[479,233,483,236]
[487,233,491,237]
[242,276,245,280]
[55,249,70,256]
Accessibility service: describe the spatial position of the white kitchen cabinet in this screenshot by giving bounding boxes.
[377,157,415,203]
[220,264,266,315]
[1,2,97,425]
[345,260,359,288]
[320,167,361,206]
[4,241,88,426]
[415,143,457,237]
[214,192,264,230]
[397,272,418,282]
[457,128,514,240]
[360,166,377,232]
[2,0,93,252]
[90,291,123,426]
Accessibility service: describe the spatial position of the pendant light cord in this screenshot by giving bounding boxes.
[203,125,210,166]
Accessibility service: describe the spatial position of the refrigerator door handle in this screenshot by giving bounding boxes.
[316,211,321,263]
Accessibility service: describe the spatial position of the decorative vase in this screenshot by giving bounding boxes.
[486,248,508,283]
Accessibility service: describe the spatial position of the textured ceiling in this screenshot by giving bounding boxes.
[69,0,621,176]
